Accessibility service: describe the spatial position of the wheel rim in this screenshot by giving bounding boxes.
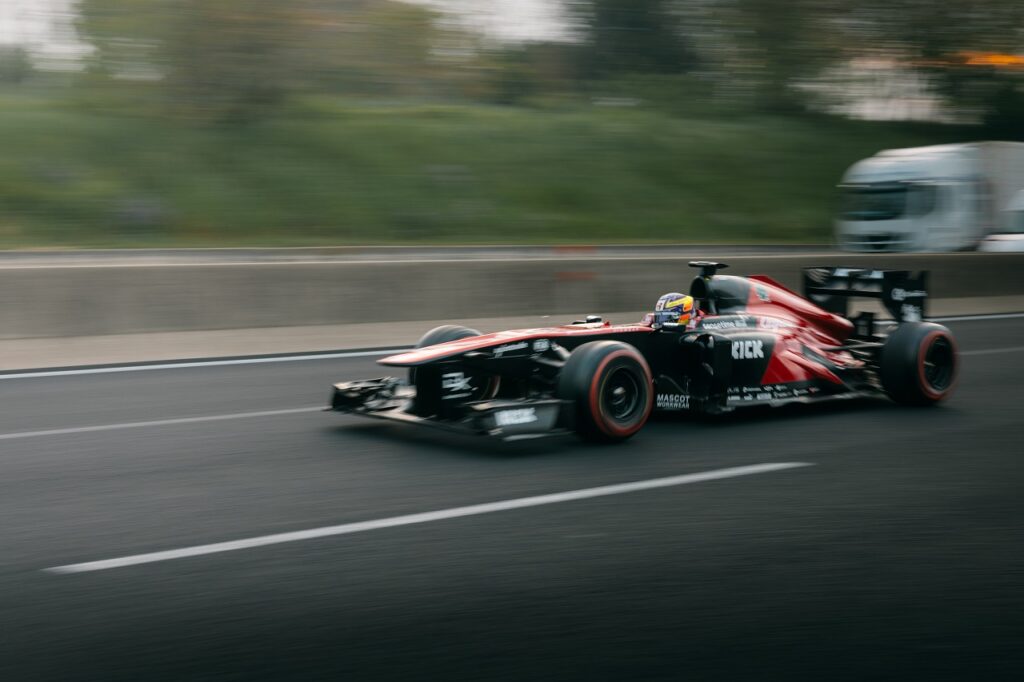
[602,367,641,422]
[922,336,954,392]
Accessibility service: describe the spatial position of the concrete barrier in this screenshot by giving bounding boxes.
[2,252,1023,339]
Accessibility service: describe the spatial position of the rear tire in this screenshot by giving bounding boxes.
[879,322,958,405]
[557,341,653,442]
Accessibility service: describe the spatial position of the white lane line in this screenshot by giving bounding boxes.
[0,407,322,441]
[961,345,1024,356]
[4,312,1022,381]
[931,312,1024,322]
[45,462,813,574]
[0,349,404,380]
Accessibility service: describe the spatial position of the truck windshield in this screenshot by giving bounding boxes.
[841,183,937,221]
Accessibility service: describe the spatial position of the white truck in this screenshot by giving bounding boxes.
[978,189,1024,251]
[836,142,1024,252]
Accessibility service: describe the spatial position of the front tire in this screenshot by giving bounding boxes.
[557,341,653,442]
[410,325,496,417]
[414,325,482,350]
[410,325,483,384]
[879,322,958,405]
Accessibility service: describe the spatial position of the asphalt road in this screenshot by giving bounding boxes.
[1,317,1022,681]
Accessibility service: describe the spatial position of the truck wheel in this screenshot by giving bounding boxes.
[879,322,958,405]
[410,325,496,416]
[557,341,653,442]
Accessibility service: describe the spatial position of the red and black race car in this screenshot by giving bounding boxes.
[329,262,958,442]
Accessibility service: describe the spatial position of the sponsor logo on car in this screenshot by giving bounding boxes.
[891,288,927,302]
[442,372,471,391]
[700,316,750,330]
[656,393,689,410]
[727,383,817,404]
[758,316,795,330]
[732,339,765,360]
[494,408,537,427]
[441,372,474,399]
[493,341,529,357]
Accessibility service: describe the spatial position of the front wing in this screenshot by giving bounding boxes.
[329,378,571,441]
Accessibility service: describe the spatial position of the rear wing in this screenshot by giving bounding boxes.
[802,267,928,323]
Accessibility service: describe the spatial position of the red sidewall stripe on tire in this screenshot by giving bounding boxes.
[587,349,654,438]
[917,331,958,401]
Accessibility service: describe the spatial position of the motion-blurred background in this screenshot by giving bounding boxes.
[1,0,1022,248]
[3,6,1024,682]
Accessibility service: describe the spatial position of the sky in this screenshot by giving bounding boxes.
[402,0,570,42]
[0,0,570,72]
[0,0,89,67]
[0,0,571,55]
[0,0,49,45]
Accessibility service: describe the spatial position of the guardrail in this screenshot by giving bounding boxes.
[2,252,1023,339]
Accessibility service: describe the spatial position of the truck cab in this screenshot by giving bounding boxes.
[979,189,1024,252]
[836,144,987,252]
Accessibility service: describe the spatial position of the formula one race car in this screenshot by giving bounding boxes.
[329,262,958,442]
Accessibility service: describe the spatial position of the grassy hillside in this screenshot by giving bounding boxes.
[0,94,970,248]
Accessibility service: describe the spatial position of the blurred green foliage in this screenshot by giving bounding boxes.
[69,0,1024,124]
[570,0,696,77]
[0,0,1020,247]
[0,92,970,247]
[76,0,465,121]
[0,47,33,85]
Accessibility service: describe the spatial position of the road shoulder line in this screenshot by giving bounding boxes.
[0,407,324,441]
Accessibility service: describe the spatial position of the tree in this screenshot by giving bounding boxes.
[665,0,841,114]
[569,0,696,78]
[673,0,1023,121]
[834,0,1024,126]
[305,0,453,98]
[76,0,465,121]
[0,46,33,85]
[77,0,311,122]
[161,1,308,122]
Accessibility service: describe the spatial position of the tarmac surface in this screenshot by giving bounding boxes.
[1,316,1022,680]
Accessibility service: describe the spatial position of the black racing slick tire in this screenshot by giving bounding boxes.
[409,325,482,383]
[879,322,958,405]
[410,325,496,417]
[557,341,654,443]
[415,325,483,350]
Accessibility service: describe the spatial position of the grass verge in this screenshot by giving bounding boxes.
[0,93,970,248]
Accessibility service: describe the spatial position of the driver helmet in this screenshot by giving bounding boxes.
[653,292,696,326]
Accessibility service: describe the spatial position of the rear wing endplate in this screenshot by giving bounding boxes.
[802,267,928,322]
